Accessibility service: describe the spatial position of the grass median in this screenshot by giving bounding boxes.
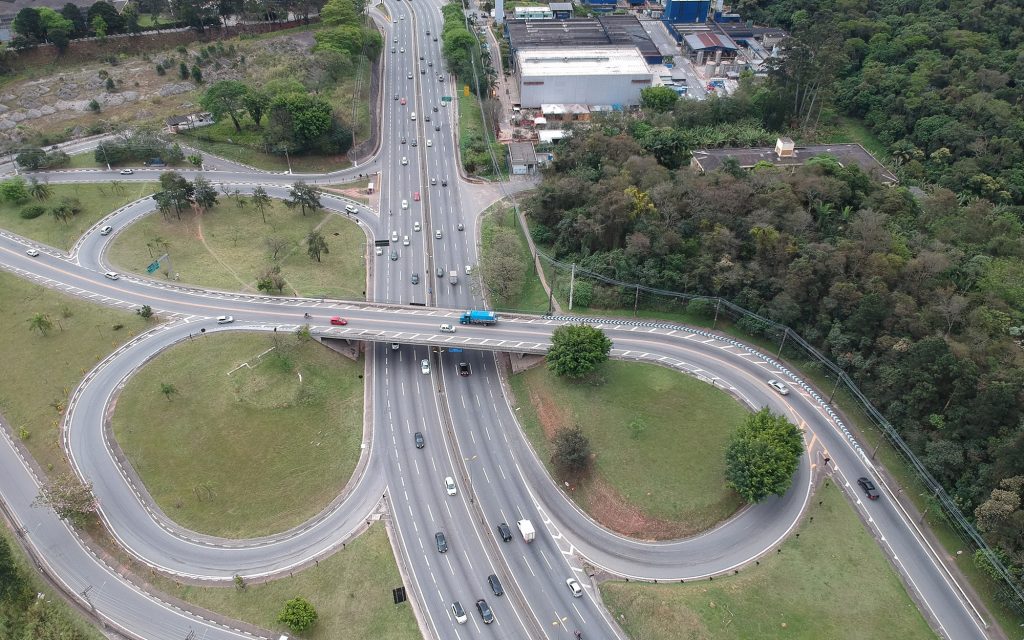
[0,271,148,478]
[601,481,937,640]
[111,332,364,538]
[150,523,418,639]
[0,182,159,250]
[108,197,366,300]
[510,360,747,539]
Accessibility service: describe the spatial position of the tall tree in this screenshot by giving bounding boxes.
[546,324,613,378]
[305,230,329,262]
[285,181,322,216]
[553,425,591,475]
[725,408,804,503]
[60,3,87,36]
[32,473,98,525]
[251,186,271,223]
[12,8,44,40]
[192,176,219,212]
[200,80,250,131]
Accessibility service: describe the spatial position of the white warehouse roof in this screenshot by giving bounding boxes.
[518,47,650,77]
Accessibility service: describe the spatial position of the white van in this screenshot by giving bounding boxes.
[411,112,417,121]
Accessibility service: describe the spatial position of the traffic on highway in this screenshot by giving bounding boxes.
[0,0,995,638]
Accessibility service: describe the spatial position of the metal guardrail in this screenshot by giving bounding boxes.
[503,242,1024,618]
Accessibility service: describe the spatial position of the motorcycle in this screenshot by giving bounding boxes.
[303,313,312,319]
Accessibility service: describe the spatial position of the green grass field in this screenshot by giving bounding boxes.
[601,482,937,640]
[111,332,364,538]
[108,198,366,299]
[151,523,418,639]
[481,203,550,313]
[510,360,748,537]
[0,271,148,478]
[0,182,159,250]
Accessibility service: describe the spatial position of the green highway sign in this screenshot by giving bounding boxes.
[146,261,160,274]
[441,96,453,102]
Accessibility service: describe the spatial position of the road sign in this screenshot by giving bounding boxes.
[146,261,160,273]
[463,85,470,96]
[441,96,452,102]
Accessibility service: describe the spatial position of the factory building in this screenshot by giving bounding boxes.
[505,15,663,67]
[516,47,652,108]
[662,0,711,24]
[682,32,738,64]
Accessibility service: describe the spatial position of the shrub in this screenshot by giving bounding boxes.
[19,205,46,219]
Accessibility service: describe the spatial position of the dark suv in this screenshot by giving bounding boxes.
[488,573,504,596]
[476,599,494,624]
[435,531,448,553]
[458,362,471,376]
[857,477,880,500]
[414,432,424,449]
[497,522,513,542]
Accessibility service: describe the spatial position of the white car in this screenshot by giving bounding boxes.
[104,271,120,280]
[426,139,432,147]
[375,246,383,256]
[451,601,467,624]
[566,577,583,598]
[119,168,133,175]
[422,359,431,375]
[390,230,398,242]
[401,157,408,165]
[413,221,421,231]
[465,265,472,275]
[439,324,455,333]
[216,315,234,324]
[444,476,457,495]
[25,248,40,257]
[401,199,408,210]
[434,229,442,239]
[403,235,410,246]
[99,225,113,236]
[768,379,790,395]
[345,204,358,214]
[391,342,400,350]
[407,73,413,80]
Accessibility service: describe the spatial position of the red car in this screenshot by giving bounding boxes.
[330,316,348,326]
[413,191,420,201]
[400,97,407,105]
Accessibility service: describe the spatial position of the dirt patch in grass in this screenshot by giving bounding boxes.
[511,361,747,539]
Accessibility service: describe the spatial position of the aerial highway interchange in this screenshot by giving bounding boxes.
[0,0,995,638]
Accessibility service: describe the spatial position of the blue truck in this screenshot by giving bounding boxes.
[460,310,497,325]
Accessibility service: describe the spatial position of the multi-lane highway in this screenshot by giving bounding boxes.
[0,1,996,639]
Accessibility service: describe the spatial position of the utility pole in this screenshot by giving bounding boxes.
[568,263,576,311]
[633,285,640,316]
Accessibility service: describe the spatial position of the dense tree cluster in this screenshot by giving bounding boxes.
[440,2,488,96]
[740,0,1024,204]
[314,0,382,59]
[94,129,184,166]
[528,121,1024,586]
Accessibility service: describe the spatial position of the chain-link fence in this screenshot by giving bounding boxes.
[504,245,1024,619]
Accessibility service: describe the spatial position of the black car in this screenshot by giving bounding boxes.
[488,573,504,596]
[458,362,471,376]
[476,599,494,624]
[414,431,425,449]
[435,531,448,553]
[857,477,880,500]
[497,522,512,542]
